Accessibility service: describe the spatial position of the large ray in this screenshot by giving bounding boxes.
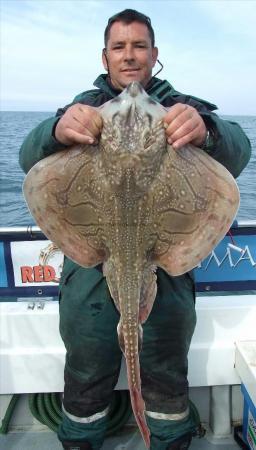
[23,82,239,448]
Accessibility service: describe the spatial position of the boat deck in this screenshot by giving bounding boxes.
[0,427,242,450]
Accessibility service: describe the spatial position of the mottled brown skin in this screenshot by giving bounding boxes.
[23,82,239,448]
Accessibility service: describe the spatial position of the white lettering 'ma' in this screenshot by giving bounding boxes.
[204,248,234,270]
[234,246,256,267]
[202,245,256,270]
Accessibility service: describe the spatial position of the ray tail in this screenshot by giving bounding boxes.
[117,277,151,448]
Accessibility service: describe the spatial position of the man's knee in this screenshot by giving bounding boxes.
[63,365,120,417]
[141,366,189,414]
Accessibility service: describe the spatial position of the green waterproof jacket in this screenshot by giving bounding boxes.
[19,74,251,177]
[19,74,251,291]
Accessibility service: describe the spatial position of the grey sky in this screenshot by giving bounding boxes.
[1,0,256,114]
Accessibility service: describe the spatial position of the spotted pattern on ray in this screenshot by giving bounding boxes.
[23,82,239,448]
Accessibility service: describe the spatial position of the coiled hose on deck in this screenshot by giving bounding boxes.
[0,394,20,434]
[28,390,132,436]
[1,392,202,437]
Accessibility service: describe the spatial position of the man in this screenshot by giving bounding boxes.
[19,9,251,450]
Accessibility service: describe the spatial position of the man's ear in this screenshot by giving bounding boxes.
[152,47,159,67]
[102,48,108,71]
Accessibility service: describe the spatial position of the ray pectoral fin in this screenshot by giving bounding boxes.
[44,219,106,268]
[23,145,107,268]
[152,204,238,276]
[52,200,107,267]
[151,144,240,276]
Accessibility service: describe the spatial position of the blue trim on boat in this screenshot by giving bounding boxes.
[4,241,15,289]
[1,224,256,300]
[196,280,256,292]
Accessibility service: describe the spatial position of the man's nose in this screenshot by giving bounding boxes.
[123,45,135,61]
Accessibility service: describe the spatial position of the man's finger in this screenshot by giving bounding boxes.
[71,112,102,137]
[65,128,95,145]
[165,108,196,137]
[170,126,201,150]
[90,110,103,130]
[167,119,197,144]
[70,116,97,139]
[78,105,103,131]
[164,103,189,124]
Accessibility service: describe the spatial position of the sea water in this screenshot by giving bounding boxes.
[0,111,255,227]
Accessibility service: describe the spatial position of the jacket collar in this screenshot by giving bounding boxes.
[93,74,217,110]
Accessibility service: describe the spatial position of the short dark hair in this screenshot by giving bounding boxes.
[104,9,155,47]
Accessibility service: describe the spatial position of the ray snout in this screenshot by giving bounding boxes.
[126,81,144,97]
[100,81,167,125]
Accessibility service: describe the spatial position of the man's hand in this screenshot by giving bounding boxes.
[55,104,103,146]
[164,103,207,150]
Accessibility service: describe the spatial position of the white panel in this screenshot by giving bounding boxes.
[235,340,256,405]
[1,295,256,393]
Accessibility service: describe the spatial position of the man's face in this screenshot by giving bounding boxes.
[102,21,158,90]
